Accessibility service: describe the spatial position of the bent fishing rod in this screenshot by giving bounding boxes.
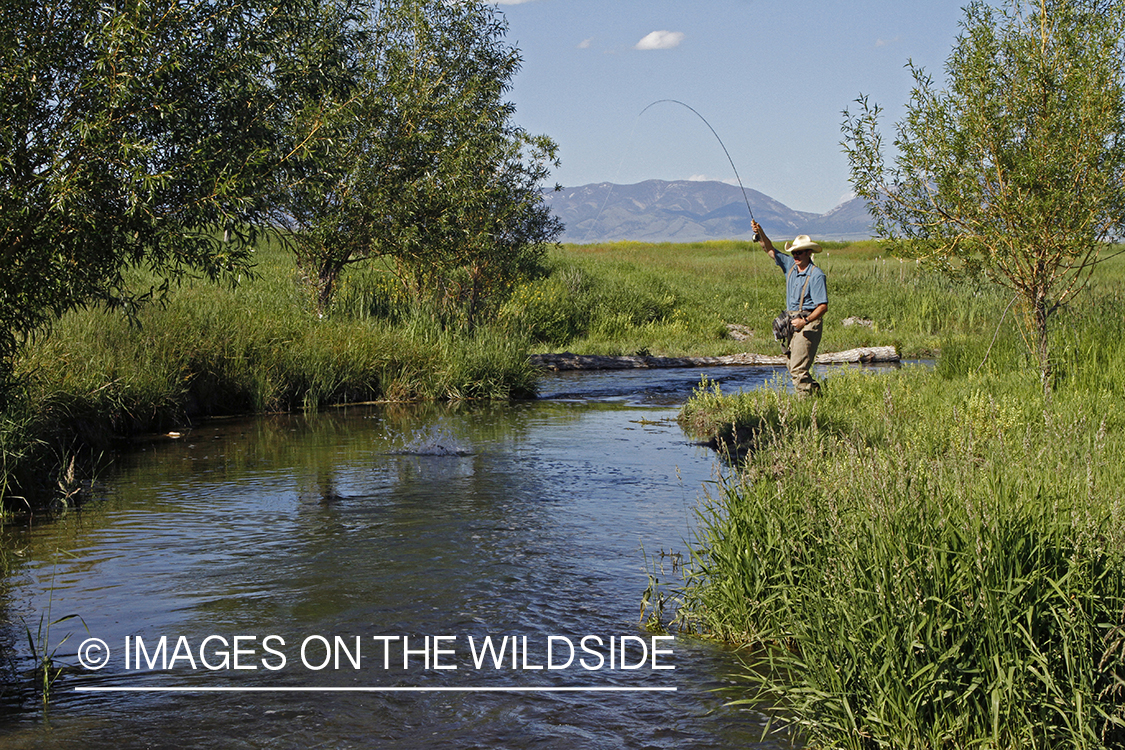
[638,99,759,241]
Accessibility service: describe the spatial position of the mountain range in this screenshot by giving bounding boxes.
[541,179,874,244]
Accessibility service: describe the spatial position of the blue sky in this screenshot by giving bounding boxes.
[496,0,968,214]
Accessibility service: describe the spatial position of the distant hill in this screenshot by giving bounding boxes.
[542,179,874,244]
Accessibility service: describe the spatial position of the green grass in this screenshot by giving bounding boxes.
[500,240,1015,359]
[668,284,1125,748]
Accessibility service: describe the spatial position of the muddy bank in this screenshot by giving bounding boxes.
[530,345,899,371]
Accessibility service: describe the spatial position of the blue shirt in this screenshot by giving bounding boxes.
[774,252,828,312]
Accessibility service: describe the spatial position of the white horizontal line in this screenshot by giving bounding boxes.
[75,686,677,693]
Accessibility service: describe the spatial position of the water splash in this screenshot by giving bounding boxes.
[388,424,473,457]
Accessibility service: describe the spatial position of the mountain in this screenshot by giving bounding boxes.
[542,179,874,243]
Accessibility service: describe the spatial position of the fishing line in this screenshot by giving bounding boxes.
[639,99,757,227]
[583,99,757,242]
[581,115,644,242]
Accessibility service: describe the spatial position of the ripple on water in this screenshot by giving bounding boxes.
[2,372,796,749]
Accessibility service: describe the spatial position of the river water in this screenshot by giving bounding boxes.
[0,366,804,749]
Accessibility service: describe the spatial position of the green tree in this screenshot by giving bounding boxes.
[280,0,562,323]
[0,0,287,398]
[843,0,1125,389]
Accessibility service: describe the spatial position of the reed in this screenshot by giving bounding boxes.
[1,241,536,507]
[671,302,1125,747]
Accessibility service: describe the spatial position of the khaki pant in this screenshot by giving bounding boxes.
[787,317,822,396]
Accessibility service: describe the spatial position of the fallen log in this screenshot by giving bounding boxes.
[530,346,899,371]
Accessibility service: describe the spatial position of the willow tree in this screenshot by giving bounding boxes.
[843,0,1125,390]
[0,0,290,399]
[280,0,561,324]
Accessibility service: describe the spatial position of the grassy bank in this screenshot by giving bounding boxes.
[503,240,1016,359]
[0,239,537,508]
[669,292,1125,747]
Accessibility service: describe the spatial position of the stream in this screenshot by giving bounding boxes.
[0,365,813,749]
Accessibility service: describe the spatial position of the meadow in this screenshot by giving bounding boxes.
[504,239,1015,360]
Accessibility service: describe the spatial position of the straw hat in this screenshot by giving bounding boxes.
[785,235,822,254]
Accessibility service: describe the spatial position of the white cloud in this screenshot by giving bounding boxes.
[874,36,900,47]
[493,0,536,4]
[578,38,593,49]
[635,30,685,50]
[688,174,709,181]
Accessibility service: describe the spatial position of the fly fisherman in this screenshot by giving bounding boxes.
[752,220,828,397]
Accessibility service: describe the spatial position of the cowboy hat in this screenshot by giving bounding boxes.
[785,235,822,254]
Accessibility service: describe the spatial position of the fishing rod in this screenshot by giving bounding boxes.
[638,99,759,241]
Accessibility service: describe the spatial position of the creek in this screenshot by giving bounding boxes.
[0,365,811,749]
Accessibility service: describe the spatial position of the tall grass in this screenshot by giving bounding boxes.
[0,240,537,508]
[671,301,1125,748]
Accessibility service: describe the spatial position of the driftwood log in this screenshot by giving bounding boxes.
[530,346,899,371]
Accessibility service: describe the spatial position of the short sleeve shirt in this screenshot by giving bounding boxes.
[775,252,828,312]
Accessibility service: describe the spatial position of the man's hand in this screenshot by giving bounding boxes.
[794,305,826,331]
[752,220,776,255]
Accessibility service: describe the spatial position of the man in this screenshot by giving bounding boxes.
[752,219,828,396]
